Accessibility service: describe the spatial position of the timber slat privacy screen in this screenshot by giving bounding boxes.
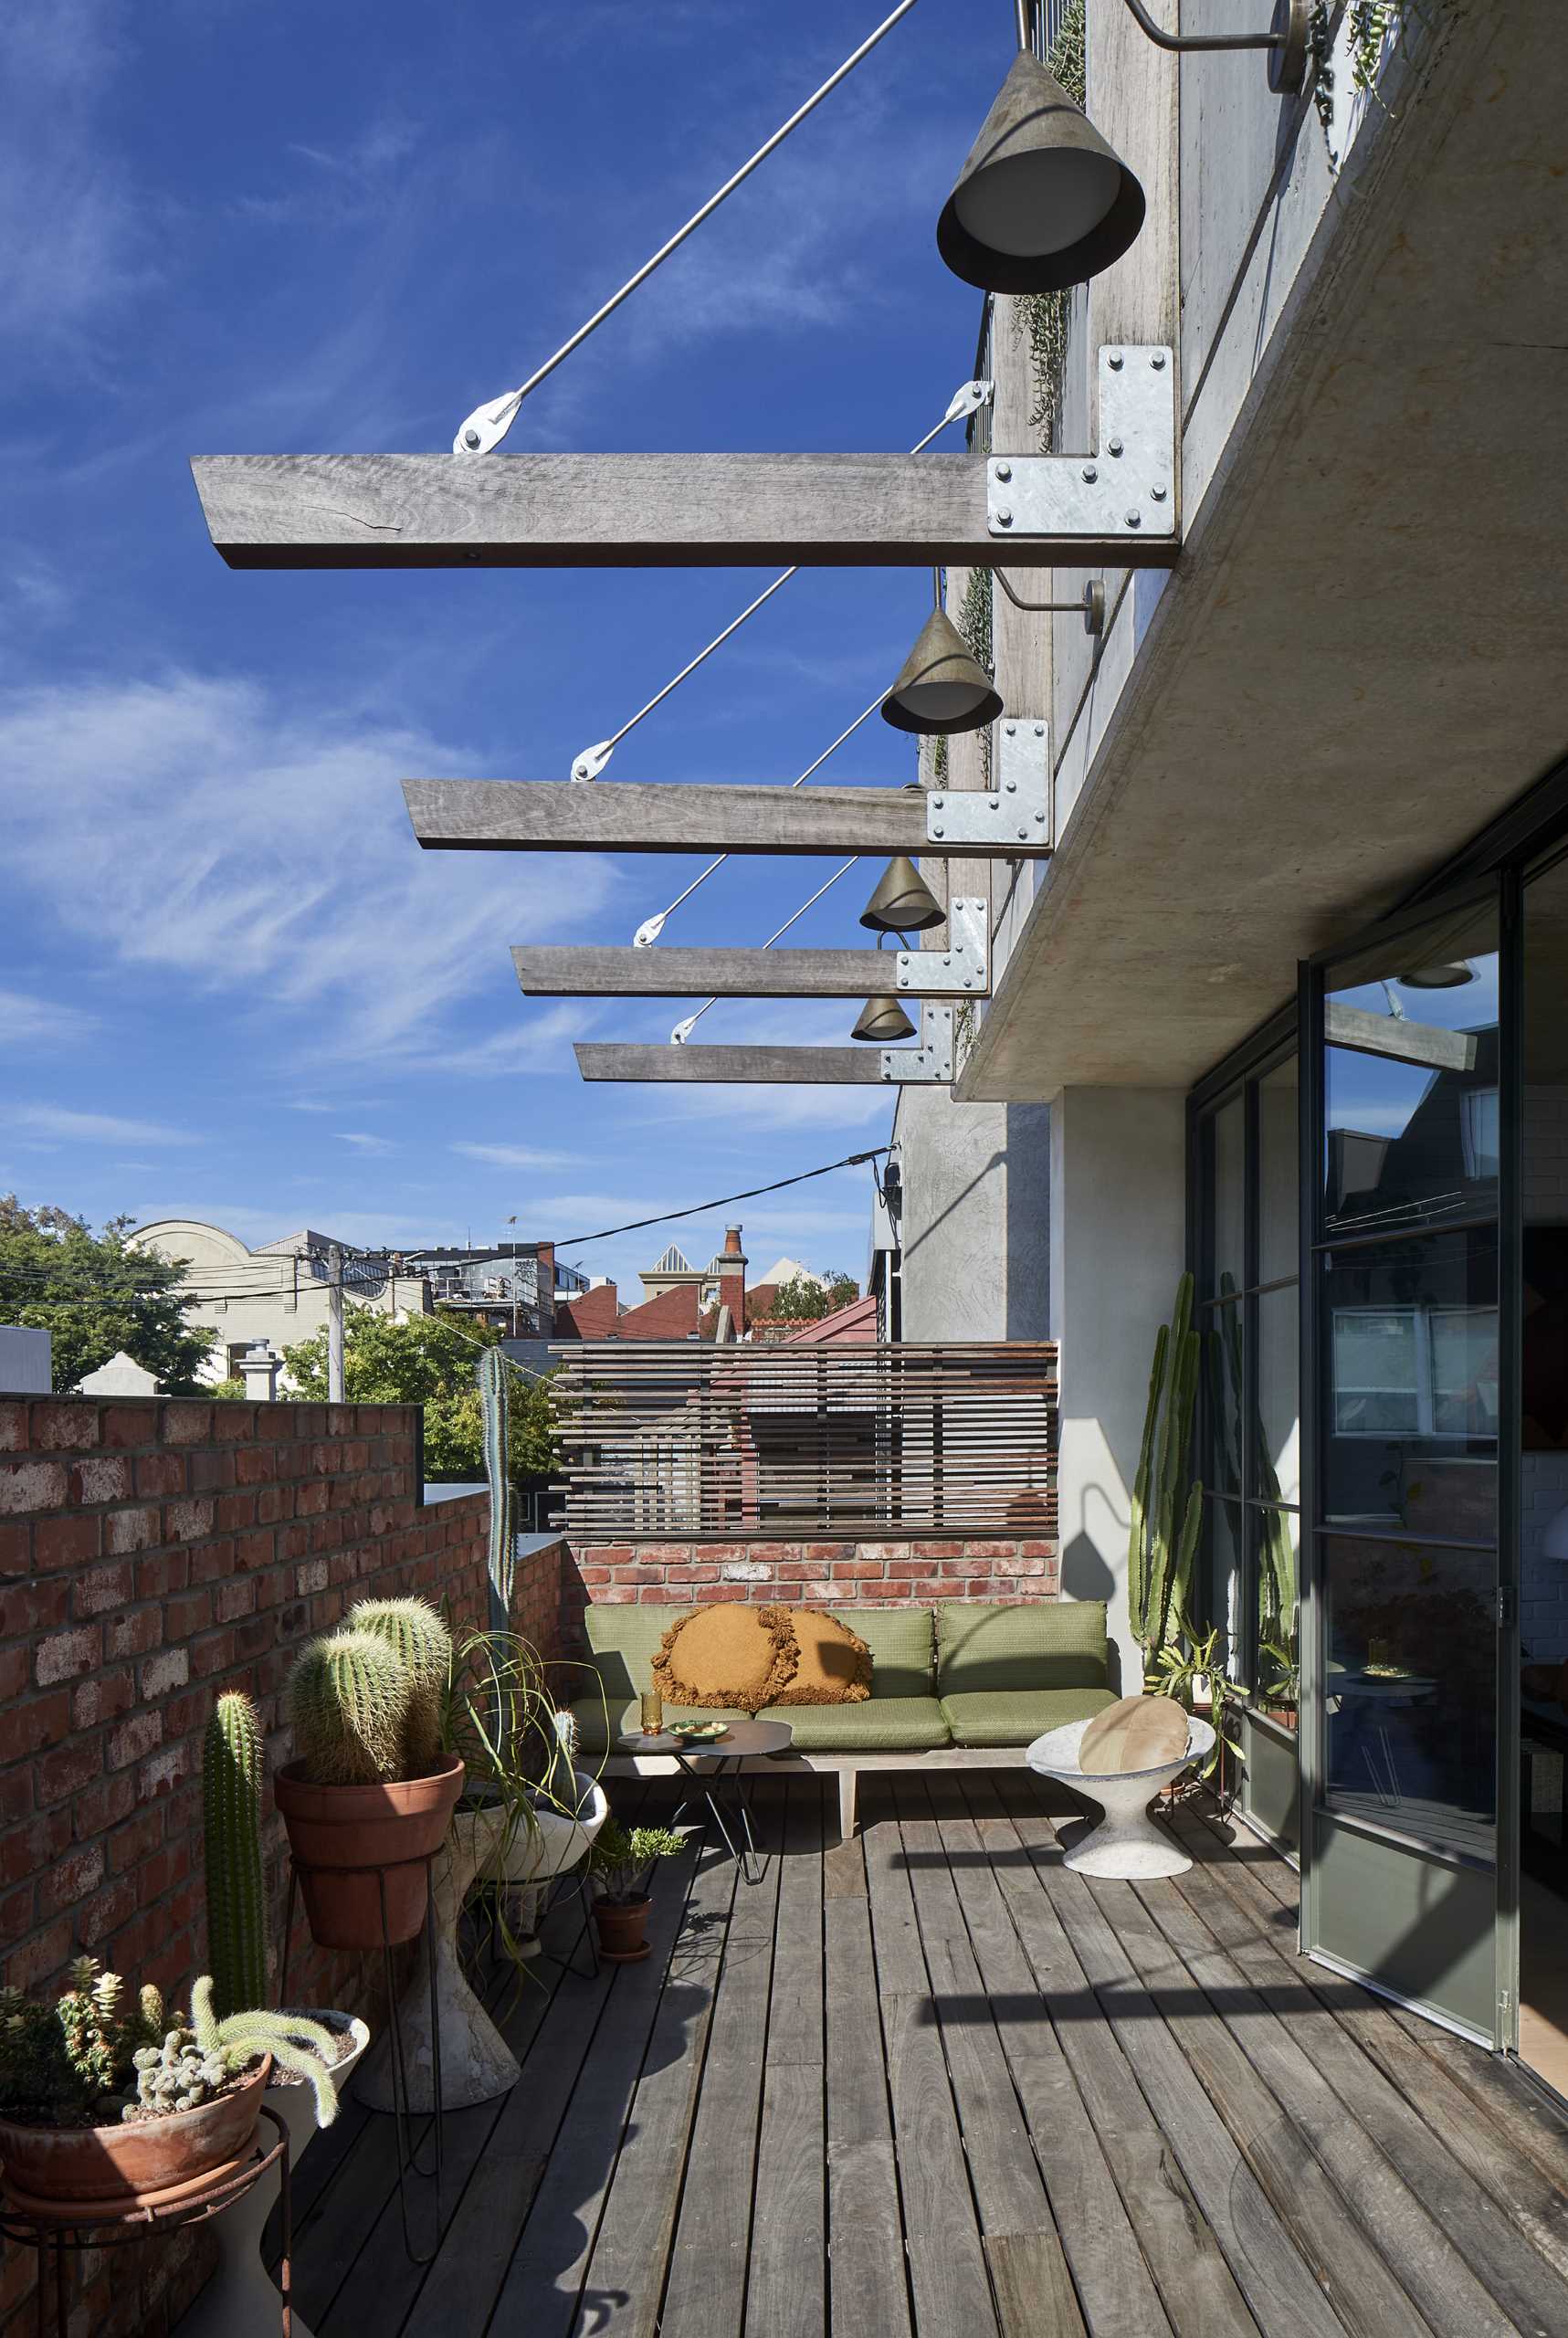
[552,1342,1058,1541]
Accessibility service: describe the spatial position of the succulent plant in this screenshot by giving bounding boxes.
[122,1978,342,2127]
[127,2028,230,2120]
[204,1690,268,2019]
[348,1596,452,1774]
[287,1627,413,1785]
[588,1821,687,1907]
[0,1962,168,2122]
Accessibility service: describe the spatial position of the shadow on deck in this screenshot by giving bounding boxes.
[283,1773,1568,2338]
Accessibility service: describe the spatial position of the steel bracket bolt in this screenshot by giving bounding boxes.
[1152,483,1168,501]
[1126,511,1142,528]
[994,506,1013,526]
[1151,352,1166,370]
[463,428,482,449]
[933,826,944,837]
[1082,465,1098,484]
[1109,437,1124,458]
[1109,351,1124,370]
[994,460,1012,481]
[933,795,945,808]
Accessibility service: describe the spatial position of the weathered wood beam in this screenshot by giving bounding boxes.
[575,1044,882,1084]
[190,453,1180,571]
[516,946,983,1000]
[1324,1003,1479,1073]
[405,777,1049,858]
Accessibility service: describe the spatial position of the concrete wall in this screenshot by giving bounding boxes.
[0,1325,49,1394]
[894,1089,1051,1341]
[1048,1088,1187,1692]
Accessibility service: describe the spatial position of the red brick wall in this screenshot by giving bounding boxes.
[0,1394,567,2337]
[560,1536,1060,1645]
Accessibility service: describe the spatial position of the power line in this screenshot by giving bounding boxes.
[556,1147,889,1252]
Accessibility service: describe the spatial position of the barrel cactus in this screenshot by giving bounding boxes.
[204,1691,267,2019]
[286,1628,412,1786]
[348,1596,452,1774]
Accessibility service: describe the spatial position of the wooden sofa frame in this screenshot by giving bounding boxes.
[601,1743,1037,1842]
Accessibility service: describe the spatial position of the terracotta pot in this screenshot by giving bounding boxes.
[0,2057,270,2217]
[593,1897,652,1964]
[274,1754,465,1949]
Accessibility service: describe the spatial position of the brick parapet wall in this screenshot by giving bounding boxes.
[559,1536,1060,1646]
[0,1393,549,2338]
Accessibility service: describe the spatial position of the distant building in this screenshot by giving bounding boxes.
[390,1243,570,1337]
[129,1221,433,1386]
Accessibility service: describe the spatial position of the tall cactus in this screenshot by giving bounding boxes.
[287,1628,412,1785]
[1129,1272,1205,1675]
[203,1691,267,2020]
[478,1344,513,1633]
[348,1596,453,1774]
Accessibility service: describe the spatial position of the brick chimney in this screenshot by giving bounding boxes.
[717,1223,746,1326]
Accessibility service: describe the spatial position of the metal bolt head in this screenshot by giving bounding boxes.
[1017,827,1027,839]
[933,827,944,837]
[1109,350,1124,370]
[932,795,944,808]
[1005,722,1016,736]
[1081,465,1098,484]
[1034,723,1044,737]
[899,975,909,987]
[942,956,951,967]
[463,428,482,449]
[1151,351,1166,370]
[1152,483,1168,501]
[1034,810,1046,823]
[1005,779,1016,793]
[1125,511,1142,528]
[994,460,1012,482]
[1109,437,1124,458]
[994,506,1013,527]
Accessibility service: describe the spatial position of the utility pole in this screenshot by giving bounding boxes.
[327,1242,344,1404]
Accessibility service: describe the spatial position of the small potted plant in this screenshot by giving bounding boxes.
[0,1964,334,2215]
[273,1598,465,1950]
[586,1820,688,1964]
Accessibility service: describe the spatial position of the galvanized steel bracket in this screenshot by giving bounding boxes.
[987,347,1176,545]
[881,1003,955,1085]
[926,722,1050,850]
[891,896,989,998]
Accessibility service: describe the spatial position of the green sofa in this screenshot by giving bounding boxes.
[569,1600,1116,1837]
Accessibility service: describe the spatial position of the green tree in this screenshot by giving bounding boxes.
[0,1196,216,1394]
[279,1307,557,1485]
[764,1270,859,1323]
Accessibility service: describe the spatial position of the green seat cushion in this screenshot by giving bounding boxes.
[829,1606,935,1698]
[568,1692,748,1756]
[759,1696,950,1753]
[941,1687,1118,1749]
[581,1605,693,1701]
[936,1600,1109,1696]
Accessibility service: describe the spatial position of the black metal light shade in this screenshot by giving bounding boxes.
[859,856,945,935]
[936,49,1145,295]
[880,607,1003,737]
[851,997,918,1043]
[1398,962,1477,989]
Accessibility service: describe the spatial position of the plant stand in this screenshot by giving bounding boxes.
[280,1853,444,2266]
[1026,1714,1216,1880]
[356,1806,519,2114]
[0,2104,290,2338]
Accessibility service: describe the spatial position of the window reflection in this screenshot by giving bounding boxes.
[1324,905,1499,1236]
[1324,1532,1496,1853]
[1259,1058,1299,1285]
[1205,1100,1245,1298]
[1256,1507,1300,1725]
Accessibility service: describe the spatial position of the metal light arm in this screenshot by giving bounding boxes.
[455,0,923,454]
[1115,0,1309,94]
[993,571,1105,636]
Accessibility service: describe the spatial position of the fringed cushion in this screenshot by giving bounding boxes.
[769,1607,872,1706]
[652,1604,798,1713]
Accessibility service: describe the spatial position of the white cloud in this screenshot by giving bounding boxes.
[451,1142,585,1170]
[0,990,99,1048]
[0,673,617,1063]
[336,1132,395,1156]
[14,1102,198,1146]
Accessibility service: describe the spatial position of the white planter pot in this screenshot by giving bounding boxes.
[1026,1714,1215,1879]
[172,2011,369,2338]
[495,1770,608,1954]
[355,1804,521,2113]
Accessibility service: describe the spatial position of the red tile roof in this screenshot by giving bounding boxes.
[781,1292,879,1343]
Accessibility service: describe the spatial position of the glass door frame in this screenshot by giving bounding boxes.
[1297,870,1521,2050]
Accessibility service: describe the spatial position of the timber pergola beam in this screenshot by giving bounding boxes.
[513,945,986,1001]
[403,775,1051,858]
[576,1044,883,1084]
[188,451,1181,571]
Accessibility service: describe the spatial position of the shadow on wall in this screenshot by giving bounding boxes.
[1061,1532,1121,1691]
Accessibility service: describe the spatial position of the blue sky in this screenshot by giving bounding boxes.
[0,0,1002,1299]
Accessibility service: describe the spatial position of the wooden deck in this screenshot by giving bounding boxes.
[284,1775,1568,2338]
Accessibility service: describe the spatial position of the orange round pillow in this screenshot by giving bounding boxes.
[652,1605,798,1713]
[769,1608,871,1706]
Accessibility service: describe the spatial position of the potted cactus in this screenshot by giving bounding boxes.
[0,1964,333,2215]
[273,1598,465,1950]
[587,1821,689,1964]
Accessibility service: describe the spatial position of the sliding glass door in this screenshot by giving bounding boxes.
[1301,887,1509,2042]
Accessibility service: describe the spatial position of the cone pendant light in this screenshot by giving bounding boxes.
[851,996,918,1043]
[881,606,1003,737]
[859,857,945,935]
[936,49,1144,295]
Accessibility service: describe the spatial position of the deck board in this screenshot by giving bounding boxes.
[284,1775,1568,2338]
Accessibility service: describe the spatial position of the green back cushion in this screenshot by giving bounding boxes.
[936,1600,1108,1694]
[584,1604,693,1700]
[830,1606,935,1697]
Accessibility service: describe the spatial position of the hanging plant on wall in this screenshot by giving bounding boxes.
[1009,0,1085,452]
[1310,4,1407,168]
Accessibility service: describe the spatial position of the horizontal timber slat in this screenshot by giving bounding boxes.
[575,1043,885,1084]
[189,451,1184,571]
[552,1339,1058,1541]
[403,777,1043,858]
[516,945,984,1000]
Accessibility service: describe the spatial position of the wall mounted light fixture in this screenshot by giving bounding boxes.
[881,595,1005,736]
[1115,0,1309,98]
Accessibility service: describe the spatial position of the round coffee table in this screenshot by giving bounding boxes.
[670,1720,793,1883]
